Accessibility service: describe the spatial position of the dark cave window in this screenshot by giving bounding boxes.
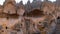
[6,16,9,20]
[6,26,8,29]
[1,30,4,32]
[57,17,60,19]
[57,17,60,24]
[39,22,41,24]
[20,24,22,28]
[21,24,22,26]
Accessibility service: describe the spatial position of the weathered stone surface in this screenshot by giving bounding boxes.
[0,0,59,34]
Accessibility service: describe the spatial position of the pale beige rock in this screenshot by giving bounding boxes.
[3,0,16,14]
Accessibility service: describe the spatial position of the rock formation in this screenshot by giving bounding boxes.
[0,0,59,34]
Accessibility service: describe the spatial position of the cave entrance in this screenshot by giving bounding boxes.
[57,16,60,24]
[57,17,60,19]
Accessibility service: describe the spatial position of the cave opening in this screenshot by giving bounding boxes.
[23,9,45,17]
[57,16,60,24]
[57,16,60,19]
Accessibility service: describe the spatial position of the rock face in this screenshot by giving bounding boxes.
[3,0,16,14]
[0,0,59,34]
